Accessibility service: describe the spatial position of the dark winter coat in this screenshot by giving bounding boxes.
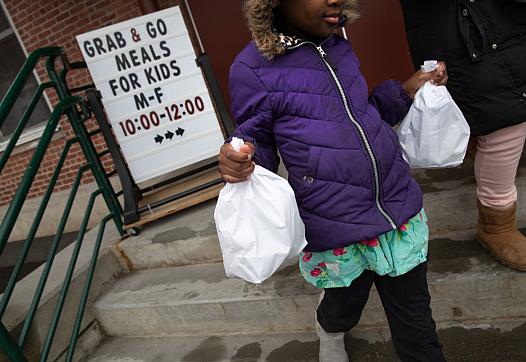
[400,0,526,136]
[229,34,423,252]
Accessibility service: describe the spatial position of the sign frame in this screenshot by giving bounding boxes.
[84,3,234,229]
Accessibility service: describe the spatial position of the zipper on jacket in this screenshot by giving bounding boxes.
[315,46,338,70]
[314,44,397,229]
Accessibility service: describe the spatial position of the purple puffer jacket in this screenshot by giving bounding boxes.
[230,34,423,252]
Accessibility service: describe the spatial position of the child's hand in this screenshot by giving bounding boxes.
[403,61,448,99]
[218,142,255,183]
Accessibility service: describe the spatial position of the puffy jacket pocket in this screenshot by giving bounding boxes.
[288,147,321,206]
[305,146,322,183]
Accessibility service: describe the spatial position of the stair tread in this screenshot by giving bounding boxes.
[87,332,319,362]
[87,321,526,362]
[96,233,517,310]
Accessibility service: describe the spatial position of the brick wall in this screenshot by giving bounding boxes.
[0,139,90,206]
[0,0,148,207]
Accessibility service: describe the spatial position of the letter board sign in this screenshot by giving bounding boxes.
[76,6,225,183]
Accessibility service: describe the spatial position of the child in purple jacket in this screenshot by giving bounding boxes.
[219,1,447,360]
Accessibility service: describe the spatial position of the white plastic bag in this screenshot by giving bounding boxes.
[214,137,307,283]
[397,62,470,168]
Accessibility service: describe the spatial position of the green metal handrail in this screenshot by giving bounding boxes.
[17,164,91,349]
[0,46,125,361]
[65,214,114,361]
[0,96,83,256]
[0,82,54,173]
[0,47,63,130]
[0,137,79,318]
[40,188,102,361]
[46,53,124,235]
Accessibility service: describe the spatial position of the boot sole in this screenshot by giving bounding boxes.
[477,238,526,272]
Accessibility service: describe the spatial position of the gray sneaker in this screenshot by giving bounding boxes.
[315,291,349,362]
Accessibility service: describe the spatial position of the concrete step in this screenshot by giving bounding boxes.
[113,156,526,271]
[94,230,526,338]
[87,320,526,362]
[113,199,222,271]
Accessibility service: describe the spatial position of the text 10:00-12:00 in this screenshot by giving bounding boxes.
[118,96,205,137]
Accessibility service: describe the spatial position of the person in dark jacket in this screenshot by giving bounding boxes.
[218,0,447,360]
[400,0,526,271]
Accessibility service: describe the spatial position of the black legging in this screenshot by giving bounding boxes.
[317,262,445,362]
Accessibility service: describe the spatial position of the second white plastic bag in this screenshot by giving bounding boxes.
[397,81,470,168]
[214,138,307,284]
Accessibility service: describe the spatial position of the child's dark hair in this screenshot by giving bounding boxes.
[242,0,360,59]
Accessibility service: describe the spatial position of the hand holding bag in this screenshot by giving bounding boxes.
[397,62,470,168]
[214,138,307,283]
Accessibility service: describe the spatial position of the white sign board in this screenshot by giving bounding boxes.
[76,6,224,183]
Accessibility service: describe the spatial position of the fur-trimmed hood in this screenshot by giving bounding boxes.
[242,0,360,59]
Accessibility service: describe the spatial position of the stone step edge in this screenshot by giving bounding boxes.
[90,316,526,340]
[94,256,515,311]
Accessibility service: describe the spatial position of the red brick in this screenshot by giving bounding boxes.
[0,0,145,207]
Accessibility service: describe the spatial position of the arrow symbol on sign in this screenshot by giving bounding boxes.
[165,130,174,140]
[175,127,185,136]
[154,134,164,144]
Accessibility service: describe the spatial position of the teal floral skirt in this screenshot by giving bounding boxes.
[299,209,429,289]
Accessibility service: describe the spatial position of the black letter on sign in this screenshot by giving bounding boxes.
[83,41,95,58]
[93,37,106,55]
[106,34,117,52]
[140,46,152,63]
[144,67,155,84]
[159,40,170,57]
[134,93,149,110]
[115,53,131,72]
[114,31,126,48]
[157,19,167,36]
[129,49,140,66]
[149,44,161,61]
[129,73,141,90]
[109,79,119,96]
[146,21,156,38]
[170,60,181,77]
[154,87,164,104]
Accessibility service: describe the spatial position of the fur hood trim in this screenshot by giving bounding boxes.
[242,0,359,59]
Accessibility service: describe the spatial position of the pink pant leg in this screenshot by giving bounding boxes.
[474,122,526,208]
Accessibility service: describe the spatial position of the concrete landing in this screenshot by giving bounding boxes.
[87,321,526,362]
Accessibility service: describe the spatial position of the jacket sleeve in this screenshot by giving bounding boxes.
[399,0,446,69]
[368,79,412,127]
[229,61,279,173]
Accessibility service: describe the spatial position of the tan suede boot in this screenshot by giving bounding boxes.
[477,201,526,271]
